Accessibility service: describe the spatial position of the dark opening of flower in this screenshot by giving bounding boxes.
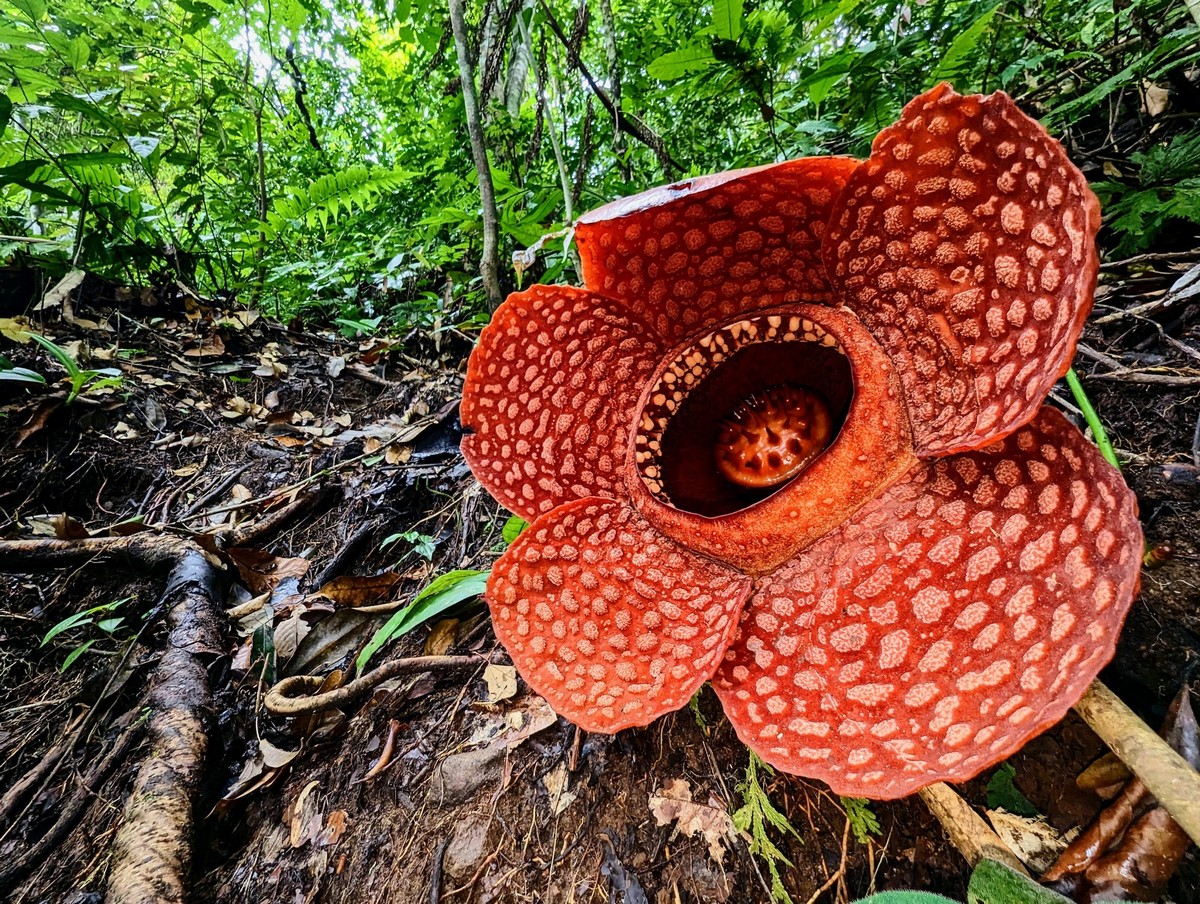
[461,84,1143,799]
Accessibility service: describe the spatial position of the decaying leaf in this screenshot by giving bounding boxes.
[314,572,403,607]
[649,778,738,865]
[228,548,311,594]
[987,809,1072,873]
[1043,684,1198,901]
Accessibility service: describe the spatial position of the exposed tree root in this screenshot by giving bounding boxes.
[0,534,225,904]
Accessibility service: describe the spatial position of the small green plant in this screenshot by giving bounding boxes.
[0,354,46,387]
[1096,130,1200,257]
[40,595,134,671]
[334,315,384,338]
[985,762,1038,817]
[356,569,489,672]
[29,334,123,403]
[381,529,438,560]
[841,795,882,844]
[733,751,802,904]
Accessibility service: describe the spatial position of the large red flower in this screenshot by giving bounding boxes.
[461,84,1142,798]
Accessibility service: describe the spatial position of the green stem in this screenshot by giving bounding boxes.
[1065,368,1119,470]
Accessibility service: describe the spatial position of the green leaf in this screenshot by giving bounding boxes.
[967,858,1073,904]
[930,5,1001,84]
[42,610,95,645]
[853,894,961,904]
[712,0,744,42]
[841,796,882,844]
[60,639,96,672]
[0,367,45,385]
[66,35,90,70]
[356,569,489,672]
[985,762,1039,817]
[647,45,716,80]
[501,515,528,545]
[0,95,11,140]
[10,0,46,20]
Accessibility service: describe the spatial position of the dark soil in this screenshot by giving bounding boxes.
[0,253,1198,904]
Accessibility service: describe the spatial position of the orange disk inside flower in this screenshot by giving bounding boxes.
[714,384,833,488]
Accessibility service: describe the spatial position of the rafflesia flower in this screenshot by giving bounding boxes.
[460,84,1143,798]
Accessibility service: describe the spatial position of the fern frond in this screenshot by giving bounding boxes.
[263,165,417,240]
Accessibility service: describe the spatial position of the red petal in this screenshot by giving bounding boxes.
[576,158,860,345]
[488,497,752,732]
[825,84,1101,456]
[461,285,663,520]
[713,407,1141,799]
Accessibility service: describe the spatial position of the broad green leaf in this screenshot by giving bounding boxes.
[10,0,46,20]
[66,35,89,70]
[0,367,46,385]
[356,569,489,672]
[712,0,744,42]
[42,610,95,645]
[647,45,715,80]
[930,5,1001,84]
[0,95,11,140]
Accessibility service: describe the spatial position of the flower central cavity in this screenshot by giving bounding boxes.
[634,313,852,517]
[714,384,833,488]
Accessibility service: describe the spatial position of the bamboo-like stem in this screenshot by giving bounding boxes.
[1074,680,1200,846]
[917,782,1030,875]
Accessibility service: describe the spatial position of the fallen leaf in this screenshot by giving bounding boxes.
[228,548,311,594]
[316,810,349,847]
[184,333,225,357]
[650,778,737,865]
[36,269,85,311]
[288,779,323,848]
[315,572,402,607]
[483,664,518,703]
[424,618,459,656]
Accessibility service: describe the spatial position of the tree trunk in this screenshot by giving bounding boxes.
[449,0,503,310]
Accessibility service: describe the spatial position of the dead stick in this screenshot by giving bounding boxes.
[917,782,1029,875]
[1074,680,1200,847]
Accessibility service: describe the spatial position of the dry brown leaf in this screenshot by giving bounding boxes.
[649,778,737,865]
[316,810,349,847]
[184,333,225,357]
[315,572,403,607]
[483,664,518,703]
[288,780,323,849]
[424,618,459,656]
[53,513,90,540]
[227,548,311,594]
[542,763,577,815]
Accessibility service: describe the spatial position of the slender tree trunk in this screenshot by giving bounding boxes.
[597,0,628,180]
[449,0,503,310]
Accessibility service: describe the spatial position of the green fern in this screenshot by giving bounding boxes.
[733,752,802,904]
[841,796,882,845]
[1097,130,1200,256]
[262,165,417,240]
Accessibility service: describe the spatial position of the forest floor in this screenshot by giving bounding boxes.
[0,249,1198,904]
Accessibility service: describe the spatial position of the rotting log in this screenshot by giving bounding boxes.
[1074,680,1200,847]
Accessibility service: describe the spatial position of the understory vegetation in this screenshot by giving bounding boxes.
[2,0,1199,322]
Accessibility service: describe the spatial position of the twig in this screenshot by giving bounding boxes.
[180,463,252,518]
